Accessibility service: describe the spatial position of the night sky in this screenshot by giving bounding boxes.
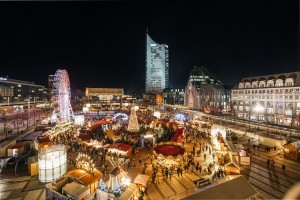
[0,1,298,93]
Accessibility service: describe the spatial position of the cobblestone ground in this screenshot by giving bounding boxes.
[1,135,300,199]
[102,138,226,200]
[237,135,300,199]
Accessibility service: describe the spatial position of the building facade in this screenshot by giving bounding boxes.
[232,72,300,126]
[185,66,231,113]
[163,87,185,105]
[0,77,49,109]
[85,88,124,108]
[145,32,169,93]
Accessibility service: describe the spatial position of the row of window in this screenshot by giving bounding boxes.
[233,95,299,100]
[233,88,300,94]
[238,78,295,88]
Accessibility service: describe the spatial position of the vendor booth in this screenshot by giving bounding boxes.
[119,183,138,200]
[237,150,251,165]
[7,141,30,157]
[140,134,157,148]
[106,143,133,157]
[62,181,90,200]
[283,141,300,162]
[65,169,101,194]
[34,135,52,151]
[28,155,39,177]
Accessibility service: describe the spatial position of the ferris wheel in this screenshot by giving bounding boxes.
[53,69,73,121]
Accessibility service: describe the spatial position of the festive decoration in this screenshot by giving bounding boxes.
[127,106,139,132]
[114,184,121,196]
[112,113,128,121]
[174,113,186,121]
[76,153,95,174]
[99,178,108,192]
[53,69,73,121]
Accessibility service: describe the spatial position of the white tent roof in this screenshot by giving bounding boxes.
[133,174,149,186]
[182,176,258,199]
[119,183,138,200]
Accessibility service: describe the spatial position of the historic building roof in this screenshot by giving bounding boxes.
[234,71,300,89]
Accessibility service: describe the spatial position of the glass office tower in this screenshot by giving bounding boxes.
[146,33,169,93]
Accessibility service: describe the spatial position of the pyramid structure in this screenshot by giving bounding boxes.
[127,106,139,132]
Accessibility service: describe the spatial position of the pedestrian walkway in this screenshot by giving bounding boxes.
[238,137,300,199]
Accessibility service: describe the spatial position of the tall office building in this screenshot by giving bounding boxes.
[145,32,169,93]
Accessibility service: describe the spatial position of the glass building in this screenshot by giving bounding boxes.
[146,32,169,93]
[0,77,49,108]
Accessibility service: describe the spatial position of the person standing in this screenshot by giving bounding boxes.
[267,159,270,168]
[282,164,286,173]
[270,159,275,169]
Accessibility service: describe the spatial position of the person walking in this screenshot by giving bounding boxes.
[270,159,275,169]
[267,159,270,168]
[282,164,286,173]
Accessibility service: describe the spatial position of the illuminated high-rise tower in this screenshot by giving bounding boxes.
[146,31,169,92]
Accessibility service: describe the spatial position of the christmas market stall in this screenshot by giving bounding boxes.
[139,133,157,148]
[283,141,300,162]
[34,135,52,151]
[132,173,149,199]
[119,183,138,200]
[222,154,240,175]
[106,143,133,157]
[7,141,30,157]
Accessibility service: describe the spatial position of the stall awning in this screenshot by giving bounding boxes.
[182,176,258,199]
[133,174,149,187]
[62,181,90,198]
[119,183,138,200]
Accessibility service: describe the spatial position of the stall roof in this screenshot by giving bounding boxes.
[78,134,93,142]
[133,174,149,187]
[107,143,132,151]
[234,143,245,150]
[110,167,120,176]
[182,176,258,199]
[119,183,138,200]
[36,135,51,144]
[284,141,300,150]
[65,169,101,186]
[63,181,89,197]
[10,141,30,149]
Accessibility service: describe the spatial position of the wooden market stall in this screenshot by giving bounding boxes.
[106,143,132,157]
[65,168,102,194]
[283,141,300,162]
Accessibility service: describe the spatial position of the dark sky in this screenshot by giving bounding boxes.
[0,0,299,93]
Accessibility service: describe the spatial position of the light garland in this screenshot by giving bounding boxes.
[76,153,95,174]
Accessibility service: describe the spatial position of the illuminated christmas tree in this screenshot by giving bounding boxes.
[127,106,139,132]
[114,184,122,196]
[99,178,108,192]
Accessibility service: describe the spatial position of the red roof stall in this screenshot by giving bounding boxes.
[106,143,132,157]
